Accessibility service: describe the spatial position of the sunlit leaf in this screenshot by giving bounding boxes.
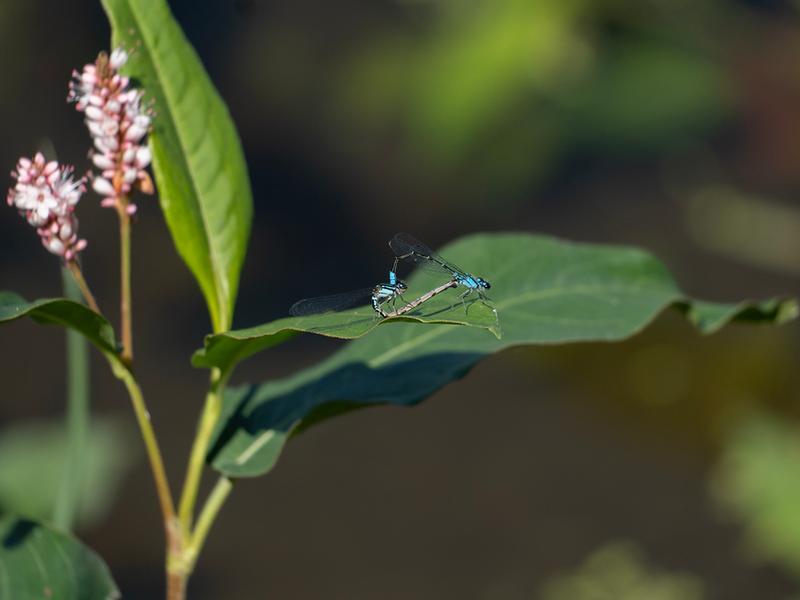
[101,0,253,332]
[194,274,500,376]
[202,233,796,477]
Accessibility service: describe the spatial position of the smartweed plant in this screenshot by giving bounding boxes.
[0,2,795,599]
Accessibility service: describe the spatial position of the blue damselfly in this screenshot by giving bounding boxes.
[290,279,408,317]
[389,232,492,312]
[379,279,458,318]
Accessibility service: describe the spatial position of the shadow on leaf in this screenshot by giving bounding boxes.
[2,516,36,549]
[207,352,483,473]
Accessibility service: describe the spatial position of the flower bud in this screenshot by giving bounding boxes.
[92,177,115,196]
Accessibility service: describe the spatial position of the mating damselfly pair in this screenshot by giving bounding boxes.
[290,233,493,318]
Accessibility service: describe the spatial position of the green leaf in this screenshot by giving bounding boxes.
[0,293,117,355]
[101,0,253,332]
[0,514,119,599]
[193,279,499,376]
[0,419,136,530]
[203,233,796,477]
[679,298,799,334]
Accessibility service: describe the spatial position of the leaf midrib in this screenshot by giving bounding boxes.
[126,0,228,330]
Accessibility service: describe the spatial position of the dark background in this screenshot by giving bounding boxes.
[1,0,800,598]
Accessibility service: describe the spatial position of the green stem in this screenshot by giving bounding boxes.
[66,260,100,314]
[119,209,133,366]
[178,369,227,536]
[109,359,178,543]
[187,477,233,569]
[54,268,91,531]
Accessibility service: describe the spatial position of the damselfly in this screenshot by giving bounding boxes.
[379,280,458,318]
[289,279,408,317]
[389,232,492,312]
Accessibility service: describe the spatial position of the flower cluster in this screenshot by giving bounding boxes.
[68,48,153,214]
[7,153,87,260]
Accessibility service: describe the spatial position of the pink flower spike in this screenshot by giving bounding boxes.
[7,154,87,260]
[70,48,154,211]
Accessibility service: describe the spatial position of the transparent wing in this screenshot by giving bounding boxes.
[389,232,468,278]
[289,288,374,316]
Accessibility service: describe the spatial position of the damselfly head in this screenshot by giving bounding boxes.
[397,281,408,292]
[477,278,491,289]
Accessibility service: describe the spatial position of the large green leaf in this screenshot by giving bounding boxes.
[202,233,797,477]
[193,278,500,376]
[0,293,117,355]
[101,0,253,332]
[0,514,119,599]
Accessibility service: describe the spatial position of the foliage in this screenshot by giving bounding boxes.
[197,233,794,477]
[0,514,119,600]
[0,293,116,356]
[101,0,253,333]
[0,0,795,597]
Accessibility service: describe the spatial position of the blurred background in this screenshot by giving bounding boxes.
[1,0,800,597]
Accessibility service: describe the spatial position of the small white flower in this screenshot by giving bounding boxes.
[85,105,104,121]
[92,177,115,196]
[122,168,137,184]
[135,146,151,169]
[125,124,146,142]
[109,48,128,69]
[46,237,65,254]
[92,153,115,170]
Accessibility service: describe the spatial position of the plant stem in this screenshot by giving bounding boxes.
[66,260,100,314]
[166,477,234,594]
[167,571,187,600]
[178,369,227,536]
[110,360,178,545]
[54,268,91,531]
[187,476,233,568]
[118,209,133,365]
